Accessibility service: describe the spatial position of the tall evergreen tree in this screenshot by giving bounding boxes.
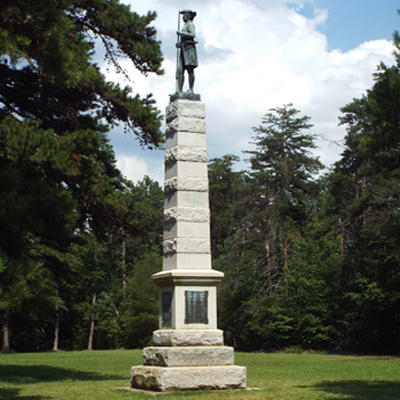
[208,155,243,259]
[0,0,164,351]
[245,104,323,299]
[212,106,324,351]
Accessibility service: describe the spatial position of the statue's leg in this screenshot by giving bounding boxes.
[188,67,195,93]
[177,55,184,93]
[179,70,185,92]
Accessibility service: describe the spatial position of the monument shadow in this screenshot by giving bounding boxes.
[305,380,400,400]
[0,387,50,400]
[0,364,123,384]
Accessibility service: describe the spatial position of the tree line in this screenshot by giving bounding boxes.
[211,33,400,353]
[1,1,399,354]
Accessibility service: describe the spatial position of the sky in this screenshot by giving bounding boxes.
[103,0,400,183]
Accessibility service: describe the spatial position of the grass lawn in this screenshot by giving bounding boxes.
[0,350,399,399]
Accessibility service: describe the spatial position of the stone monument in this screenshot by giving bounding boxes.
[130,10,247,392]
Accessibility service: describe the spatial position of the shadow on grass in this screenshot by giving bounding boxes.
[0,364,123,384]
[310,380,400,400]
[0,387,50,400]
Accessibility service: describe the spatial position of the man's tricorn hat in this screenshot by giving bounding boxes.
[180,9,197,18]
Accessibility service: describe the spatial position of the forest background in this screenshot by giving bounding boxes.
[1,0,399,355]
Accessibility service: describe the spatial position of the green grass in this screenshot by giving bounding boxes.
[0,350,399,399]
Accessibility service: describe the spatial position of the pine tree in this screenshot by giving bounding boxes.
[208,155,244,259]
[0,0,164,351]
[245,104,323,299]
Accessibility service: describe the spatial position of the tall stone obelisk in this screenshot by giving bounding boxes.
[130,10,246,392]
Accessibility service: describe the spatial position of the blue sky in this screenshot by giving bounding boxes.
[105,0,399,183]
[298,0,399,50]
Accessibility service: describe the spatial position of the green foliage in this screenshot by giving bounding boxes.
[0,0,164,351]
[208,154,243,258]
[120,252,161,348]
[214,25,400,354]
[0,0,164,145]
[288,232,342,350]
[213,105,325,351]
[328,33,400,352]
[245,104,324,297]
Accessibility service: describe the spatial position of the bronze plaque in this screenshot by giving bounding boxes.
[185,290,208,324]
[161,290,172,328]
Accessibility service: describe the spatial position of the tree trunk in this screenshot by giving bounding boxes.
[282,217,289,300]
[266,238,273,293]
[53,309,60,351]
[121,238,126,297]
[88,244,98,351]
[87,290,97,351]
[53,287,60,351]
[339,218,345,257]
[282,160,289,300]
[2,312,10,353]
[361,178,367,226]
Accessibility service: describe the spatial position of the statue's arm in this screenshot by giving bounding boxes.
[177,22,196,39]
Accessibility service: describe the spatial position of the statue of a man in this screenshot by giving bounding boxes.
[176,10,198,94]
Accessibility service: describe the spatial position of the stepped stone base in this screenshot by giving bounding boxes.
[131,365,246,391]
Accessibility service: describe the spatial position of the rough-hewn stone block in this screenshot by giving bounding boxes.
[166,117,206,135]
[165,146,207,163]
[152,329,224,346]
[165,177,209,193]
[131,365,246,391]
[166,100,205,122]
[142,346,234,366]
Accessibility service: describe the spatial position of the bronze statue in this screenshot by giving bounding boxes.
[176,10,198,94]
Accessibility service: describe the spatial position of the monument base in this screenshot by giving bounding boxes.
[131,329,247,392]
[131,365,246,392]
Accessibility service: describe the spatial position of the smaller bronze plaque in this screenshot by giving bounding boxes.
[185,290,208,324]
[161,290,172,328]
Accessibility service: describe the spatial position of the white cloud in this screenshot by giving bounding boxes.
[116,155,163,183]
[116,155,147,182]
[105,0,395,180]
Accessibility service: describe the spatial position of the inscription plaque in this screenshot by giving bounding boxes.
[185,290,208,324]
[161,290,172,328]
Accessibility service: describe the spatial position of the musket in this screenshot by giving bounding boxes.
[175,10,181,93]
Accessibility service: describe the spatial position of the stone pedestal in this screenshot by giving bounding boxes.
[131,98,246,391]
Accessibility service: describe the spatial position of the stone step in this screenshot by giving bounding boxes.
[131,365,247,391]
[143,346,234,366]
[152,329,224,346]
